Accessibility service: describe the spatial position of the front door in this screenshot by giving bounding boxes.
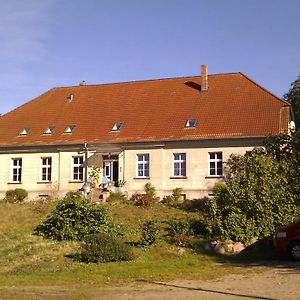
[103,160,119,185]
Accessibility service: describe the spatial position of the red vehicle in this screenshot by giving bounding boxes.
[274,220,300,260]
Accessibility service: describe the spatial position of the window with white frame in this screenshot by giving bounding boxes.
[40,157,52,182]
[72,156,84,181]
[137,154,149,178]
[209,152,223,176]
[11,158,22,182]
[173,153,186,177]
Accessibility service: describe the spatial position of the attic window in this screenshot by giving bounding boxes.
[19,127,31,136]
[43,125,55,134]
[111,122,123,131]
[185,119,198,128]
[64,124,76,133]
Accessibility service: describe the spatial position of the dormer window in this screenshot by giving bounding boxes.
[111,122,123,131]
[19,127,31,136]
[185,119,198,128]
[43,125,55,135]
[64,124,76,133]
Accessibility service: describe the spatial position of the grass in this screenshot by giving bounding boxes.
[0,199,275,298]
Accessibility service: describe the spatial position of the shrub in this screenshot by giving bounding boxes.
[14,188,28,201]
[162,188,183,207]
[130,193,159,206]
[80,233,134,263]
[5,190,16,202]
[201,149,300,244]
[167,219,194,237]
[34,191,123,240]
[106,191,127,203]
[181,197,210,211]
[5,188,28,202]
[138,219,161,247]
[144,182,156,198]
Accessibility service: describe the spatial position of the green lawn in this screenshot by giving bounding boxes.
[0,199,268,298]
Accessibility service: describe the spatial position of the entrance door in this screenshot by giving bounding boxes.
[103,160,119,185]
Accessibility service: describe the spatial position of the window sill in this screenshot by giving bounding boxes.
[205,176,224,179]
[68,180,84,183]
[134,177,150,180]
[169,176,188,179]
[8,182,22,184]
[37,181,52,184]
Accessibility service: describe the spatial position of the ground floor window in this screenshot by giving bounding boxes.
[137,154,150,177]
[209,152,223,176]
[173,153,186,177]
[72,156,84,181]
[11,158,22,182]
[41,157,52,182]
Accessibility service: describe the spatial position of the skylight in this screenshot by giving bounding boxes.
[64,124,76,133]
[43,125,55,134]
[19,128,31,136]
[111,122,123,131]
[185,119,198,128]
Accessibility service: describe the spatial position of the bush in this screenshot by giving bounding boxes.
[181,197,209,211]
[5,188,28,202]
[167,219,194,237]
[144,182,156,198]
[201,149,300,244]
[80,233,134,263]
[161,188,183,207]
[106,191,127,203]
[130,193,159,206]
[138,219,161,247]
[14,188,28,201]
[34,191,123,241]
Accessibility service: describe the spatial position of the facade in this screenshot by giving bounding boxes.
[0,66,292,200]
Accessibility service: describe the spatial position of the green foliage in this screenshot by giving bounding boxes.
[162,188,183,207]
[88,165,102,188]
[201,148,300,244]
[130,193,159,206]
[264,133,300,204]
[167,219,194,237]
[106,191,127,203]
[34,191,123,241]
[5,188,28,202]
[80,233,134,263]
[138,219,161,247]
[284,75,300,128]
[181,197,209,211]
[144,182,156,198]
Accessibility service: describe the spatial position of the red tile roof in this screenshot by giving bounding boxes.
[0,72,290,147]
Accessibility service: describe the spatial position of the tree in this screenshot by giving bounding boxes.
[202,148,299,244]
[284,75,300,129]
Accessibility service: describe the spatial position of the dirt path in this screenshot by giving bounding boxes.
[1,264,300,299]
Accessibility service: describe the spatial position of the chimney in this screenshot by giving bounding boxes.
[201,64,208,92]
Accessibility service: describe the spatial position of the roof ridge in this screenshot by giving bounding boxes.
[51,72,242,90]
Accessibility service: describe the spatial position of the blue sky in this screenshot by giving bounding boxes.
[0,0,299,114]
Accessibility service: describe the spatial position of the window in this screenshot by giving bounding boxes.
[72,156,84,181]
[19,128,31,136]
[43,125,55,134]
[11,158,22,182]
[137,154,149,178]
[40,157,52,182]
[111,122,123,131]
[209,152,223,176]
[185,119,197,128]
[64,124,76,133]
[173,153,186,177]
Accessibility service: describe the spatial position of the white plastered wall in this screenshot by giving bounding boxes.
[123,145,254,199]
